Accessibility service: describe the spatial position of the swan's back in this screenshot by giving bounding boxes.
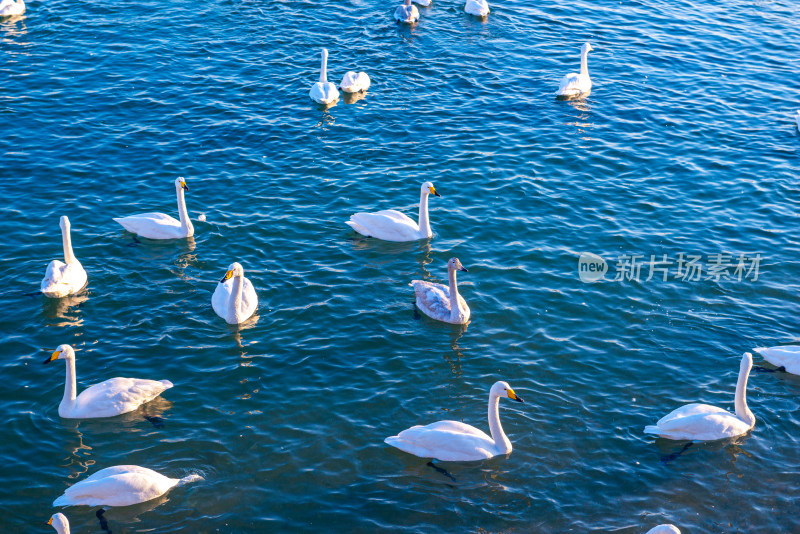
[0,0,24,16]
[464,0,489,16]
[309,82,339,104]
[53,466,178,507]
[68,377,173,418]
[386,420,495,461]
[340,72,371,93]
[394,4,419,22]
[347,210,420,241]
[113,212,183,239]
[755,346,800,374]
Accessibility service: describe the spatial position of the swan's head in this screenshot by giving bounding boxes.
[491,381,524,403]
[582,42,594,54]
[220,262,245,283]
[174,177,189,192]
[44,344,75,365]
[741,351,753,371]
[447,257,468,273]
[404,0,411,5]
[48,513,69,533]
[59,215,70,230]
[421,181,441,198]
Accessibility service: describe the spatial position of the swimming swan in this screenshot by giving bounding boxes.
[644,352,755,441]
[309,48,339,105]
[44,344,173,419]
[114,177,194,239]
[340,71,371,93]
[212,262,258,325]
[346,181,440,242]
[464,0,489,17]
[53,465,202,507]
[754,345,800,375]
[646,526,681,534]
[385,381,524,461]
[0,0,25,17]
[557,43,593,98]
[394,0,420,23]
[41,216,88,298]
[47,513,70,534]
[411,257,470,324]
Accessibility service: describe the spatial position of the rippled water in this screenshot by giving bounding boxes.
[2,0,800,531]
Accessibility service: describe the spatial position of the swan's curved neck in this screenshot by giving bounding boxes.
[580,49,590,76]
[61,357,77,410]
[417,191,431,238]
[447,266,460,322]
[320,50,328,84]
[61,223,77,264]
[487,393,512,454]
[53,522,69,534]
[734,360,755,427]
[231,275,244,322]
[176,185,193,236]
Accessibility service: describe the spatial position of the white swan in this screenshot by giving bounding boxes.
[557,43,594,98]
[309,48,339,105]
[53,465,202,507]
[340,71,371,93]
[48,513,70,534]
[754,345,800,375]
[346,181,440,242]
[385,381,524,461]
[394,0,420,23]
[646,526,681,534]
[114,177,194,239]
[410,258,471,324]
[44,344,173,419]
[0,0,25,17]
[41,216,88,298]
[464,0,489,17]
[212,262,258,325]
[644,352,755,441]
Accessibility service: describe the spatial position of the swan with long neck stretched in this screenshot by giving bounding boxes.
[410,257,470,324]
[753,345,800,375]
[464,0,489,17]
[41,216,88,298]
[385,381,524,461]
[114,177,193,239]
[44,344,173,419]
[212,262,258,324]
[309,48,339,105]
[644,352,756,441]
[53,465,202,507]
[394,0,419,23]
[346,181,440,242]
[556,43,593,98]
[47,514,70,534]
[0,0,25,17]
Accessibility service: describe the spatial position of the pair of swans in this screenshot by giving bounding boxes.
[212,262,258,324]
[0,0,24,17]
[557,43,593,99]
[114,177,194,239]
[41,216,88,298]
[309,49,370,105]
[44,344,172,419]
[644,352,755,441]
[385,381,524,461]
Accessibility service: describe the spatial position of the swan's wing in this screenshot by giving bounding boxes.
[386,420,495,461]
[654,403,729,426]
[754,346,800,373]
[0,0,13,11]
[42,261,87,297]
[212,281,233,319]
[309,82,339,104]
[646,412,750,441]
[347,211,420,241]
[239,277,258,319]
[53,471,176,507]
[73,377,173,418]
[394,5,419,21]
[113,213,183,239]
[557,73,582,95]
[411,280,451,321]
[83,465,166,482]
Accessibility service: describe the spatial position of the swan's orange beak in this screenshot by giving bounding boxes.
[507,388,524,403]
[220,270,233,283]
[43,350,59,365]
[47,517,53,526]
[180,180,189,191]
[428,186,441,197]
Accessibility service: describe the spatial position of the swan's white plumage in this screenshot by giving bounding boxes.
[754,345,800,375]
[48,513,70,534]
[411,257,470,324]
[114,177,194,239]
[346,182,439,242]
[646,526,681,534]
[0,0,24,16]
[212,262,258,324]
[45,344,173,419]
[309,48,339,105]
[41,216,88,298]
[644,352,755,441]
[412,0,431,5]
[395,0,420,23]
[464,0,489,17]
[340,71,371,93]
[52,465,202,507]
[385,381,524,462]
[557,43,593,98]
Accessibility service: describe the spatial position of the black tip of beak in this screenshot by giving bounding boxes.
[514,396,524,403]
[220,276,227,283]
[183,185,189,191]
[43,357,53,365]
[459,266,468,272]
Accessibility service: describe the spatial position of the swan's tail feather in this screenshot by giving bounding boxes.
[345,220,370,237]
[752,347,766,354]
[643,425,661,435]
[161,380,174,389]
[178,474,203,486]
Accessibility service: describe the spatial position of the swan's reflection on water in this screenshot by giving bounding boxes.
[0,15,27,39]
[41,291,89,328]
[444,325,469,377]
[342,90,368,105]
[564,98,594,142]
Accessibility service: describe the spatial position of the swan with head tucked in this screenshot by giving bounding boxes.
[212,262,258,325]
[309,48,339,105]
[410,258,470,324]
[0,0,25,17]
[44,344,173,419]
[394,0,419,23]
[644,352,755,441]
[113,177,194,239]
[41,216,88,298]
[48,513,70,534]
[340,71,371,94]
[346,181,440,242]
[385,381,524,461]
[464,0,489,17]
[754,345,800,375]
[646,526,681,534]
[557,43,593,98]
[53,465,202,507]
